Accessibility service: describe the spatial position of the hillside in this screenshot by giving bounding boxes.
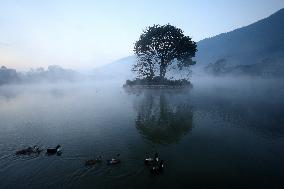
[92,56,136,81]
[196,8,284,67]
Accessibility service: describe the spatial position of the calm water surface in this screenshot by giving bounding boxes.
[0,78,284,189]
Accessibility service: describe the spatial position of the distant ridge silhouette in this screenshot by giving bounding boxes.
[196,8,284,66]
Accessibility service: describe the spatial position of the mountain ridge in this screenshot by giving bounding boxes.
[94,8,284,78]
[196,8,284,66]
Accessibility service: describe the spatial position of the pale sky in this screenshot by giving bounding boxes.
[0,0,283,71]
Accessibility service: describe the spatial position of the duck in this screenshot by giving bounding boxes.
[144,153,159,165]
[107,154,121,165]
[46,145,61,155]
[16,145,42,155]
[85,156,103,166]
[150,160,164,174]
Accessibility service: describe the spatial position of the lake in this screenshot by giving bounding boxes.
[0,77,284,189]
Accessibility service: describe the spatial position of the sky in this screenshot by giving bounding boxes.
[0,0,283,71]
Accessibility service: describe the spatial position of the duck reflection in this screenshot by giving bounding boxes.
[133,91,193,145]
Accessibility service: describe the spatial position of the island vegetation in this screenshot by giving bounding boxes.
[124,24,197,88]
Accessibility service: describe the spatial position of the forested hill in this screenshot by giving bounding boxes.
[196,8,284,67]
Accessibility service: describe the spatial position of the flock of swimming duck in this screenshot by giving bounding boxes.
[16,145,61,156]
[15,145,164,175]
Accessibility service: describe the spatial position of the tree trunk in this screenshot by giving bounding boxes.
[159,60,166,79]
[149,64,154,80]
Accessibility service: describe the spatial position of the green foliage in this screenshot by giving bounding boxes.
[205,58,227,75]
[133,24,197,79]
[125,77,191,87]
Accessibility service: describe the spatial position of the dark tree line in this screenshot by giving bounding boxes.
[0,65,79,85]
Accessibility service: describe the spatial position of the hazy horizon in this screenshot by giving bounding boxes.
[0,0,284,71]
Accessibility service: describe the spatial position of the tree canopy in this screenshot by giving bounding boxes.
[133,24,197,80]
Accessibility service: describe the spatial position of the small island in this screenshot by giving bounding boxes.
[124,24,197,89]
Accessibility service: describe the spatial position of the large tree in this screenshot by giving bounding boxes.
[133,24,197,80]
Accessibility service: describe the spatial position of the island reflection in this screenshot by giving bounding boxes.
[130,89,193,145]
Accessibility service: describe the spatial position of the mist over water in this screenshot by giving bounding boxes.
[1,2,283,188]
[0,76,284,189]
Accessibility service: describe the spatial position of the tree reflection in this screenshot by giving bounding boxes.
[134,91,193,145]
